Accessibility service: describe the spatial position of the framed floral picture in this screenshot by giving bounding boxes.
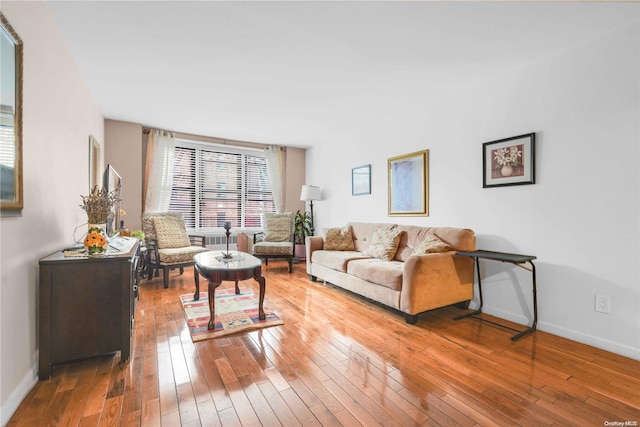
[483,133,535,188]
[388,149,428,216]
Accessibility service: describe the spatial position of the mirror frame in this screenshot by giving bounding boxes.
[0,13,23,211]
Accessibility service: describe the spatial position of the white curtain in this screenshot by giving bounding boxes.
[143,129,176,212]
[264,145,286,213]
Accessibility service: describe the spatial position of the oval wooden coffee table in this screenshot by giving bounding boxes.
[194,251,266,330]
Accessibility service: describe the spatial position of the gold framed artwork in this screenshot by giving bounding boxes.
[0,13,23,211]
[89,135,102,190]
[388,149,429,216]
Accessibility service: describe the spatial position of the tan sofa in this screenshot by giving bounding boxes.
[306,222,476,324]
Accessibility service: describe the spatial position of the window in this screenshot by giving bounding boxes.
[169,140,275,230]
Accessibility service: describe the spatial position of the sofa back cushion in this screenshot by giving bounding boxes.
[413,234,451,254]
[364,228,404,261]
[394,225,436,260]
[394,225,476,261]
[264,212,294,242]
[153,215,191,249]
[348,222,395,253]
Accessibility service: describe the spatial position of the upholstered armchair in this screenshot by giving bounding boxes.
[238,212,295,273]
[141,212,209,289]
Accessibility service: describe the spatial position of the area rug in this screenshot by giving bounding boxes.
[179,288,283,341]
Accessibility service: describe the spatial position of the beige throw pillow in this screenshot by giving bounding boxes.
[323,226,355,251]
[364,228,403,261]
[153,215,191,249]
[413,234,451,254]
[264,213,293,242]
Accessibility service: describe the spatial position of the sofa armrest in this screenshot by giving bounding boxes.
[236,232,253,254]
[189,234,206,247]
[400,252,474,315]
[305,236,324,274]
[305,236,324,256]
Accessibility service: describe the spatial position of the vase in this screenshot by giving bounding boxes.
[84,223,109,255]
[501,165,513,177]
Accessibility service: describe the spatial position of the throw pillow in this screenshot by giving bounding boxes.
[153,215,191,249]
[413,234,451,254]
[264,213,293,242]
[323,226,355,251]
[364,228,403,261]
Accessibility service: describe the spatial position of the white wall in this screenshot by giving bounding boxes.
[0,2,104,424]
[105,120,143,231]
[307,21,640,359]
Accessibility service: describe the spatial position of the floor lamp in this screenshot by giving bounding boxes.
[300,185,321,235]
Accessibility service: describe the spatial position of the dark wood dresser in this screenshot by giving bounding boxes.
[38,240,140,380]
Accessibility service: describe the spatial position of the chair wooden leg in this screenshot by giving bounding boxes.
[288,257,293,273]
[163,266,169,289]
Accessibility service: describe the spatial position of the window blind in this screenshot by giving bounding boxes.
[169,141,275,230]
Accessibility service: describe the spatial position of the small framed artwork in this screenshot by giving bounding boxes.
[352,164,371,196]
[89,135,102,190]
[483,133,535,188]
[388,149,428,216]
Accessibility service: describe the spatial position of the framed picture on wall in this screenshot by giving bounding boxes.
[388,150,429,216]
[483,133,535,188]
[352,164,371,196]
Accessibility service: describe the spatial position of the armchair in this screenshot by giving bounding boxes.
[245,212,295,273]
[141,212,209,289]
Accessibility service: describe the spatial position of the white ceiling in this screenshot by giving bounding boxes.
[46,1,637,147]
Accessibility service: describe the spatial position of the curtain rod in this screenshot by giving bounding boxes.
[142,127,280,151]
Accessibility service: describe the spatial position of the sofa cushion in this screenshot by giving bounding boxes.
[346,258,404,291]
[413,234,451,254]
[311,250,370,273]
[153,215,191,249]
[323,226,355,251]
[264,213,293,242]
[158,245,208,263]
[364,228,403,261]
[253,241,293,255]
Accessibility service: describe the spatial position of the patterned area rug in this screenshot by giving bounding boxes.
[179,288,283,341]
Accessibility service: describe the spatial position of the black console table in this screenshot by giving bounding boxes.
[38,240,140,379]
[454,250,537,340]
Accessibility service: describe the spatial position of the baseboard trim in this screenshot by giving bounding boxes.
[1,364,38,426]
[471,304,640,361]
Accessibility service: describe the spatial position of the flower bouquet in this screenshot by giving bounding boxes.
[80,186,120,254]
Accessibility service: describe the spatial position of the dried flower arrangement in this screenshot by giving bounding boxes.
[80,186,120,224]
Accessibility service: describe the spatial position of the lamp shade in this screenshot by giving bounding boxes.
[300,185,321,201]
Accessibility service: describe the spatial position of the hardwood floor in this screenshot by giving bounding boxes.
[8,261,640,426]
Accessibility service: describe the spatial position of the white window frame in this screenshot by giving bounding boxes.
[171,138,274,234]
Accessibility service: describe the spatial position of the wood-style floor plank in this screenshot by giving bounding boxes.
[7,261,640,426]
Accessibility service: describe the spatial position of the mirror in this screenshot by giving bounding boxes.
[0,13,23,211]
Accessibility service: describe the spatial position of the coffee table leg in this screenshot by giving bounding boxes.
[194,266,200,300]
[254,275,266,320]
[208,280,222,330]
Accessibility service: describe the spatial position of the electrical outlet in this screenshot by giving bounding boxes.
[595,295,610,314]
